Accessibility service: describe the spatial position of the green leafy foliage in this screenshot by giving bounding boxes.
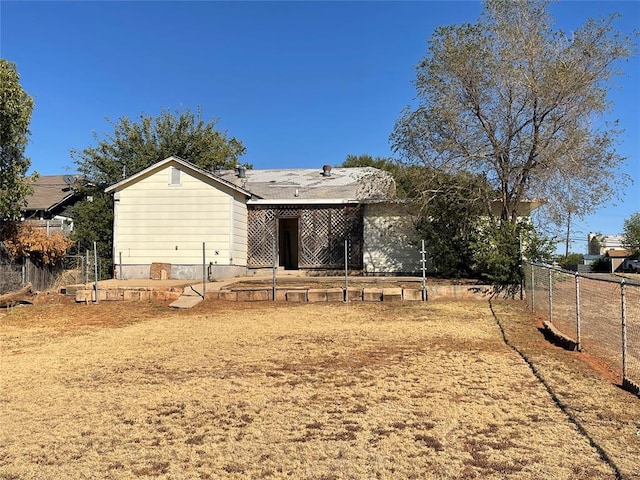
[73,107,247,188]
[557,253,585,271]
[339,154,396,171]
[0,59,35,220]
[339,153,554,283]
[338,154,421,198]
[471,220,553,295]
[411,169,493,277]
[590,257,610,273]
[65,194,114,259]
[70,107,247,262]
[622,211,640,258]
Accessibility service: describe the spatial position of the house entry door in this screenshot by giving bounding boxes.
[278,218,299,269]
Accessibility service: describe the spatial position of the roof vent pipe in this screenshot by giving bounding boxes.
[237,165,246,178]
[322,164,332,177]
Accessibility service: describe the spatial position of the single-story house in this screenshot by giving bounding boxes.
[22,175,81,234]
[105,156,423,280]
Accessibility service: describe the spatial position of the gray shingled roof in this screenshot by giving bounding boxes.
[25,175,78,212]
[217,167,396,201]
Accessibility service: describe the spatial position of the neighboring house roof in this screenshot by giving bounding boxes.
[605,249,630,258]
[487,199,544,217]
[24,175,79,215]
[218,165,396,202]
[104,156,253,197]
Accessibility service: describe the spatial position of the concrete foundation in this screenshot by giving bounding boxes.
[115,264,247,281]
[363,288,383,302]
[382,288,403,302]
[402,289,424,301]
[345,287,363,301]
[286,290,308,302]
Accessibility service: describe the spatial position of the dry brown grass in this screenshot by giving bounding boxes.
[1,297,638,479]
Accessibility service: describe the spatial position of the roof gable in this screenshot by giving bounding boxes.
[104,156,253,198]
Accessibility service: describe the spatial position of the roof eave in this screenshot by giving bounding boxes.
[248,198,360,205]
[104,156,252,198]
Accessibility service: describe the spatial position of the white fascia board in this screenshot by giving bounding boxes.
[104,156,252,198]
[247,198,360,206]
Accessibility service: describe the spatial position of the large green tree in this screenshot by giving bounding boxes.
[622,211,640,258]
[69,107,247,258]
[391,0,636,225]
[0,59,34,221]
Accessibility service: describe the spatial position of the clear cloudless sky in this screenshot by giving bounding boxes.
[1,0,638,253]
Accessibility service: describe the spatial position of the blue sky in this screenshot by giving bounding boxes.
[1,1,638,252]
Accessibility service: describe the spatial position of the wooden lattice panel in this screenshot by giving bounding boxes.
[300,209,331,267]
[277,208,300,218]
[299,205,363,269]
[247,208,276,267]
[247,205,363,269]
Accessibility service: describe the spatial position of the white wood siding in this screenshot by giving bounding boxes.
[114,164,247,265]
[232,195,248,266]
[363,203,421,274]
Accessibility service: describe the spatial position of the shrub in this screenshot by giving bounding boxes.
[2,222,73,266]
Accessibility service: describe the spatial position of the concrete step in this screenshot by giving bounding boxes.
[169,295,203,309]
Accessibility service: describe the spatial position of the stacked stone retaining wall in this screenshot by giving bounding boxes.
[73,282,491,303]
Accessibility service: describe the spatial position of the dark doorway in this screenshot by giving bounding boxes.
[279,218,299,269]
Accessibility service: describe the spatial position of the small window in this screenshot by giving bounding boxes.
[169,167,181,186]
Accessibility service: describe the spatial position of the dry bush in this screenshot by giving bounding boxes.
[2,222,73,266]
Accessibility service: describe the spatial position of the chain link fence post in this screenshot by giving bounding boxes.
[575,272,581,351]
[548,267,553,323]
[621,280,627,383]
[530,263,535,311]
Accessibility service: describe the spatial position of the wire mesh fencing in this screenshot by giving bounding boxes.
[0,257,24,295]
[524,262,640,396]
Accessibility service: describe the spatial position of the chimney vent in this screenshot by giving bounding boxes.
[237,165,246,179]
[322,164,332,177]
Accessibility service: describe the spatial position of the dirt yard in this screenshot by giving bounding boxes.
[1,297,638,479]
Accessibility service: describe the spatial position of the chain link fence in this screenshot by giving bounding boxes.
[524,262,640,396]
[0,253,112,295]
[0,256,24,295]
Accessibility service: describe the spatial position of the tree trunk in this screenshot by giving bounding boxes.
[0,282,34,307]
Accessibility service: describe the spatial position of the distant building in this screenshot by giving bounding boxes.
[605,249,632,273]
[587,232,624,255]
[22,175,82,234]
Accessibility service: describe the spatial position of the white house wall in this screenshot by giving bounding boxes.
[363,203,423,274]
[113,164,248,279]
[232,195,248,265]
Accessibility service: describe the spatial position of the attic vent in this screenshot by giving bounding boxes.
[236,165,246,178]
[322,164,332,177]
[170,167,181,186]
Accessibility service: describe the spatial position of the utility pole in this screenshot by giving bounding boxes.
[565,211,572,258]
